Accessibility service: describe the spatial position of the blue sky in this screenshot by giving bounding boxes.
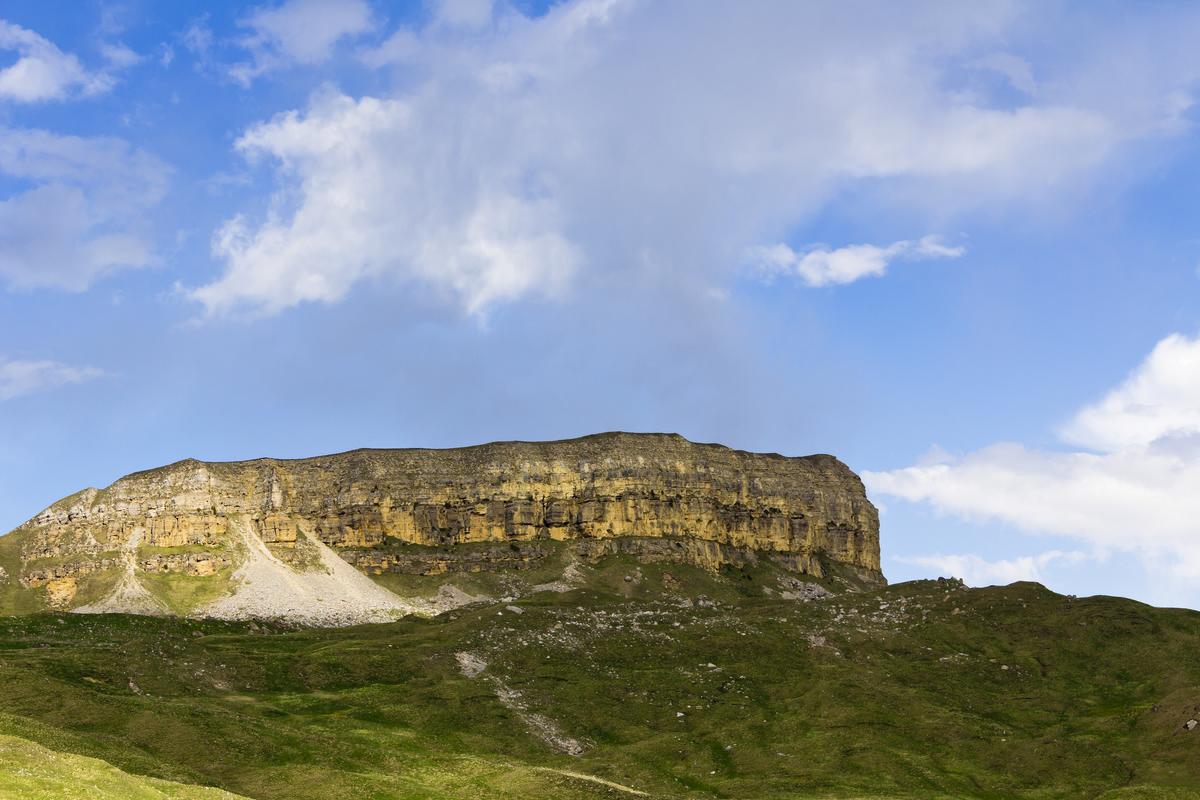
[2,0,1200,607]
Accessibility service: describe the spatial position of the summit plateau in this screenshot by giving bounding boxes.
[0,432,882,625]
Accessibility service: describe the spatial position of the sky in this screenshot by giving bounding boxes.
[2,0,1200,608]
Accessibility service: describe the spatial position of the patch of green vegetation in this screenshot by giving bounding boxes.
[815,552,888,592]
[0,531,126,616]
[139,569,236,616]
[361,538,820,607]
[0,532,39,615]
[364,539,578,599]
[138,545,221,558]
[271,530,325,574]
[0,577,1196,799]
[1099,791,1200,800]
[23,551,124,569]
[0,731,245,798]
[69,567,125,608]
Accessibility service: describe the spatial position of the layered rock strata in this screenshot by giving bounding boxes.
[4,432,883,617]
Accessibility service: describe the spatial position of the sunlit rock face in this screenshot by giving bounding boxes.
[6,432,882,619]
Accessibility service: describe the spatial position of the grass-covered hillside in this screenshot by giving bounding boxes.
[0,559,1197,799]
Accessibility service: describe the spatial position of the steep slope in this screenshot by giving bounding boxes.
[196,518,420,626]
[0,733,247,799]
[0,433,881,623]
[0,578,1196,799]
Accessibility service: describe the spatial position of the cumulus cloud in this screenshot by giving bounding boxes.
[230,0,374,84]
[191,90,579,315]
[749,236,964,287]
[865,332,1200,581]
[895,550,1087,587]
[193,1,1200,317]
[1060,334,1200,452]
[0,128,170,290]
[433,0,495,30]
[0,19,113,102]
[0,358,103,401]
[181,17,214,58]
[99,42,142,70]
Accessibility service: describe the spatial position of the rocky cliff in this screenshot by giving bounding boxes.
[0,433,882,624]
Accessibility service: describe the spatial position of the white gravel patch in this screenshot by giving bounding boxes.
[531,561,588,594]
[407,583,490,616]
[456,650,586,755]
[198,519,420,626]
[455,651,488,678]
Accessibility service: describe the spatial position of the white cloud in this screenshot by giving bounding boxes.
[0,358,103,401]
[749,236,964,287]
[0,128,169,290]
[192,90,578,315]
[895,550,1086,587]
[182,17,214,57]
[433,0,495,30]
[0,19,112,102]
[99,42,142,70]
[866,332,1200,582]
[231,0,374,84]
[194,1,1200,317]
[1060,333,1200,452]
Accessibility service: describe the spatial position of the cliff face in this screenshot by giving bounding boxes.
[2,433,882,621]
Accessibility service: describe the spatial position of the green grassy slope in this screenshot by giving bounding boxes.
[0,731,246,799]
[0,570,1197,799]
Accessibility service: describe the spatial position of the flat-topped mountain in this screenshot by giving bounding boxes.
[0,432,881,625]
[5,435,1200,800]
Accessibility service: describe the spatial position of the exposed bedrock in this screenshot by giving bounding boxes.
[11,432,884,603]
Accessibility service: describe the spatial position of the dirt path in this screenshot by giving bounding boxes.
[528,767,649,796]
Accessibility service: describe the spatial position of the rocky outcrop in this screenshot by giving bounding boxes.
[139,552,233,576]
[341,540,558,575]
[4,432,882,619]
[21,558,121,589]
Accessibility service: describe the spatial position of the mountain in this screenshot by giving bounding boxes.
[0,432,881,625]
[1,435,1199,798]
[0,577,1197,799]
